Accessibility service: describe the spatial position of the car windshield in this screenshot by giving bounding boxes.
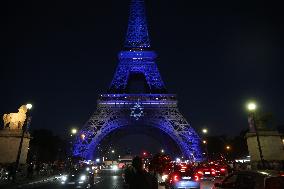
[265,176,284,189]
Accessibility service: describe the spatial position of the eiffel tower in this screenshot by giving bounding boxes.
[73,0,203,161]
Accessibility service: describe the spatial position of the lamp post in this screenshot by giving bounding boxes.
[69,128,78,159]
[111,150,115,164]
[70,128,77,136]
[201,128,209,159]
[14,103,32,182]
[247,102,265,169]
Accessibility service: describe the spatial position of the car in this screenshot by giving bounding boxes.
[213,170,284,189]
[165,163,200,189]
[195,163,217,179]
[59,168,94,188]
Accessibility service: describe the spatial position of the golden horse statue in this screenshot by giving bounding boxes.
[3,105,28,130]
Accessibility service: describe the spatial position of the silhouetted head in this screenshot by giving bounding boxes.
[132,156,143,170]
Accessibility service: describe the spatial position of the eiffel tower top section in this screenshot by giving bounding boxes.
[108,0,167,94]
[124,0,151,49]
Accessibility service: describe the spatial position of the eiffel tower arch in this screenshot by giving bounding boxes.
[73,0,203,161]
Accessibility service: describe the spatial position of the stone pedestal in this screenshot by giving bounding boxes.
[0,129,31,164]
[246,131,284,169]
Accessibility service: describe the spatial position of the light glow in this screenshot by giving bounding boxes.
[247,102,257,111]
[26,103,33,110]
[80,175,86,181]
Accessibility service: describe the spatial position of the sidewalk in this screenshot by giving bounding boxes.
[0,174,58,189]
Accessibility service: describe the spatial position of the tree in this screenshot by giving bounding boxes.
[27,129,68,162]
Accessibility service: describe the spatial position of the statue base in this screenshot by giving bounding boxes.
[0,129,31,164]
[246,130,284,170]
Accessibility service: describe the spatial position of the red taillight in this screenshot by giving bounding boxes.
[220,168,226,172]
[211,171,216,175]
[194,175,199,181]
[173,175,179,182]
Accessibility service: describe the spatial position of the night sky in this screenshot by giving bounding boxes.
[1,0,284,139]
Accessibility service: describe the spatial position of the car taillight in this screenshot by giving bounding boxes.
[173,175,179,182]
[194,175,199,181]
[220,168,226,172]
[197,171,203,175]
[211,171,216,175]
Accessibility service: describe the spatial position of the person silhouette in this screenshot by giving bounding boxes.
[124,156,158,189]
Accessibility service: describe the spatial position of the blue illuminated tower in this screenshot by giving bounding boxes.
[109,0,166,93]
[74,0,203,161]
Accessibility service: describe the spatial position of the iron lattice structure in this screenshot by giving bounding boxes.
[73,0,203,161]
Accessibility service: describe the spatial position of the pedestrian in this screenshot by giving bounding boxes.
[125,156,158,189]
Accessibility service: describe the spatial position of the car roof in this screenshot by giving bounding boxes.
[235,170,281,177]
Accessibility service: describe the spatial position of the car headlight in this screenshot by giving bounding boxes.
[80,175,87,181]
[61,175,68,182]
[112,165,118,170]
[162,175,168,182]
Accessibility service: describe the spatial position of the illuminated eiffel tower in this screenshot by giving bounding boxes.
[74,0,203,161]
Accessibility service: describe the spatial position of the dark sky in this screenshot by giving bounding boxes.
[1,0,284,138]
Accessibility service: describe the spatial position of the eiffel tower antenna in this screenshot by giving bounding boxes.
[124,0,151,49]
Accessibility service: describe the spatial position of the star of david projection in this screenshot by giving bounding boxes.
[130,102,144,120]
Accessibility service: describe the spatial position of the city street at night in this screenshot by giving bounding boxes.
[1,0,284,188]
[2,169,216,189]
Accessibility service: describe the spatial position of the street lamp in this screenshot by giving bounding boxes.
[202,128,208,134]
[26,103,33,110]
[161,149,165,153]
[14,103,33,181]
[226,145,231,150]
[202,140,207,144]
[71,128,78,136]
[247,102,257,111]
[111,150,115,153]
[246,101,265,169]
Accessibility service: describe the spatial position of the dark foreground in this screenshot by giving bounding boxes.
[1,169,214,189]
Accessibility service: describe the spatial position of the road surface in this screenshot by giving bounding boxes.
[7,169,215,189]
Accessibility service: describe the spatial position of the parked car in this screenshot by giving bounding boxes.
[213,170,284,189]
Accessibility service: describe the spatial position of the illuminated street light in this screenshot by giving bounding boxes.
[247,102,257,111]
[71,128,78,135]
[202,128,208,134]
[26,103,33,110]
[161,149,165,153]
[226,145,231,150]
[202,140,207,144]
[111,150,115,153]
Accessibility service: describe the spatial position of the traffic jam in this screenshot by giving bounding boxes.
[137,154,284,189]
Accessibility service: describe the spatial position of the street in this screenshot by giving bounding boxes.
[6,169,216,189]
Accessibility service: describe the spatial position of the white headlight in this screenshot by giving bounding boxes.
[162,175,168,182]
[112,165,118,170]
[80,175,86,181]
[61,175,67,182]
